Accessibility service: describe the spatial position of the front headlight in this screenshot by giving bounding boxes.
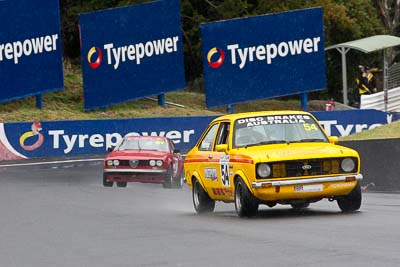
[156,160,163,167]
[341,158,355,172]
[106,160,113,166]
[113,160,120,166]
[257,163,271,178]
[149,160,156,167]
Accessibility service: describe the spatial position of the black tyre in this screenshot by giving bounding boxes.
[192,178,215,214]
[103,173,113,187]
[235,178,259,218]
[174,170,185,189]
[337,183,362,212]
[116,181,127,188]
[163,166,174,189]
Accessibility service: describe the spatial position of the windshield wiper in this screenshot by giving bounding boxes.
[291,138,326,143]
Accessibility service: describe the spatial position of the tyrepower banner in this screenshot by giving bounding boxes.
[79,0,185,111]
[0,110,399,161]
[201,8,326,108]
[0,0,64,103]
[0,117,215,160]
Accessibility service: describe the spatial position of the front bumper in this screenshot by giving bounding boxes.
[252,174,363,188]
[104,168,167,183]
[104,168,167,174]
[250,174,363,202]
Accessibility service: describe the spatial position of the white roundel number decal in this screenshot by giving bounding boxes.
[220,155,230,187]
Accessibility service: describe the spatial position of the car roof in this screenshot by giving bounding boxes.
[212,110,312,122]
[124,135,168,140]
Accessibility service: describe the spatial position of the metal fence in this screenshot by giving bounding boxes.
[388,62,400,89]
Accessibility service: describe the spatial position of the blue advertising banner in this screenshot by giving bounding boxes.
[201,8,326,108]
[313,110,399,137]
[0,116,215,160]
[0,110,398,161]
[80,0,185,111]
[0,0,64,103]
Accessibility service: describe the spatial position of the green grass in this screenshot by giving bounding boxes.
[0,62,311,122]
[339,120,400,141]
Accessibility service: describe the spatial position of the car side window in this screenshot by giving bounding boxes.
[216,122,230,147]
[199,123,219,151]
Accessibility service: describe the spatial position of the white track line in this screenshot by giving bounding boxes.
[0,158,104,168]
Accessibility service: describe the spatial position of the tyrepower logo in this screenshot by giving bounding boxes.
[87,47,103,69]
[0,34,59,65]
[207,36,321,69]
[207,47,225,69]
[88,36,179,70]
[19,122,44,151]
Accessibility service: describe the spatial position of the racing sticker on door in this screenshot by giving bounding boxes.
[220,155,230,187]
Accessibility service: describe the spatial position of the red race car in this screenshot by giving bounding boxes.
[103,135,184,188]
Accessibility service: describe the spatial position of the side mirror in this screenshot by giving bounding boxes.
[329,136,339,144]
[107,146,115,152]
[215,144,229,153]
[173,149,180,154]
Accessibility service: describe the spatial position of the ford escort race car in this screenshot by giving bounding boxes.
[103,135,184,188]
[184,111,363,217]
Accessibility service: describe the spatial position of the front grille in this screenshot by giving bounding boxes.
[256,157,358,179]
[119,160,150,167]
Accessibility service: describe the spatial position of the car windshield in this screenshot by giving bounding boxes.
[117,138,169,152]
[233,114,328,148]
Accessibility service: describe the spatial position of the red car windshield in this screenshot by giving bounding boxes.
[117,138,169,152]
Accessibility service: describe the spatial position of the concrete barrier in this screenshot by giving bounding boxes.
[340,139,400,192]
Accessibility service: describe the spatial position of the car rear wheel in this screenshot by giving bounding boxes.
[192,178,215,214]
[103,173,113,187]
[235,178,259,218]
[163,166,174,189]
[337,183,362,212]
[116,181,127,188]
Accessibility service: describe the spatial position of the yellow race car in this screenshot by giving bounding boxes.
[184,111,363,217]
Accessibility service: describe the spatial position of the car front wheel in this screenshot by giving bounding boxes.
[337,183,362,212]
[163,166,174,189]
[116,181,127,188]
[235,177,259,218]
[103,173,113,187]
[174,171,185,188]
[192,178,215,214]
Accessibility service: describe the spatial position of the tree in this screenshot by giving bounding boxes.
[373,0,400,63]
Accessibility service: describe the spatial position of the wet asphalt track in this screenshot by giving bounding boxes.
[0,158,400,267]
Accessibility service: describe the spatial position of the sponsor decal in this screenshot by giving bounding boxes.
[237,115,310,127]
[19,122,44,151]
[207,47,225,69]
[330,182,354,188]
[212,188,233,196]
[87,47,103,69]
[0,34,59,65]
[205,167,218,181]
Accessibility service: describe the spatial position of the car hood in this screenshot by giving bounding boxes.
[106,150,168,160]
[234,143,358,162]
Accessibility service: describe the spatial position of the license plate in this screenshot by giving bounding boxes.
[294,184,323,192]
